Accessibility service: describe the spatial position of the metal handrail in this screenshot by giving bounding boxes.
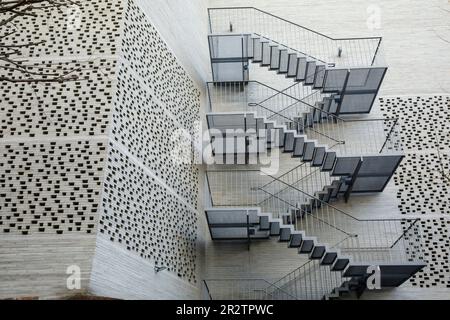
[203,278,299,300]
[208,7,382,42]
[265,171,414,223]
[248,101,344,144]
[206,168,419,223]
[207,7,383,66]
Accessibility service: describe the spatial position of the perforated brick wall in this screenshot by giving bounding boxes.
[0,0,122,238]
[380,95,450,288]
[96,0,201,283]
[0,0,201,294]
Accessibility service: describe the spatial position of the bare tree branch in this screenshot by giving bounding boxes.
[0,0,82,83]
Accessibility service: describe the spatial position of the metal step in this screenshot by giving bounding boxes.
[278,49,289,73]
[288,232,303,248]
[321,151,337,171]
[313,65,326,89]
[332,258,350,271]
[298,237,315,253]
[312,146,326,166]
[296,57,307,81]
[287,53,298,77]
[283,131,295,152]
[321,251,338,265]
[292,136,305,157]
[302,141,315,161]
[304,61,316,85]
[322,186,332,203]
[322,97,332,114]
[329,97,338,113]
[269,45,280,70]
[300,203,312,214]
[310,245,326,259]
[252,37,262,62]
[279,227,292,242]
[259,215,270,230]
[313,104,323,123]
[330,180,342,198]
[270,221,280,236]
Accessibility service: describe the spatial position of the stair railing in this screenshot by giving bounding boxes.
[208,7,383,67]
[206,80,402,156]
[251,83,403,155]
[206,168,423,264]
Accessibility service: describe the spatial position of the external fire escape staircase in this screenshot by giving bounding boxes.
[202,7,426,300]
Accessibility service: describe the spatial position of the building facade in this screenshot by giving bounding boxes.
[0,0,449,300]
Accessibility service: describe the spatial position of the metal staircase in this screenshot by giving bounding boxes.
[203,7,425,300]
[204,170,426,300]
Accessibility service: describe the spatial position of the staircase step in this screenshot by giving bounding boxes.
[248,36,256,58]
[310,245,326,259]
[322,186,332,203]
[295,57,307,81]
[270,221,280,236]
[321,251,338,265]
[331,258,350,271]
[283,131,295,152]
[312,105,323,123]
[298,237,315,253]
[269,45,280,70]
[322,97,332,114]
[309,197,322,209]
[287,53,298,77]
[261,41,271,66]
[259,215,270,230]
[292,136,305,157]
[302,141,315,161]
[313,65,326,89]
[329,97,338,114]
[279,227,292,242]
[312,146,326,167]
[252,37,262,62]
[321,151,337,171]
[271,127,285,148]
[304,112,314,127]
[293,116,305,133]
[278,49,289,73]
[300,203,312,214]
[304,61,316,85]
[330,180,342,198]
[250,229,271,239]
[265,121,275,144]
[288,232,303,248]
[315,190,328,202]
